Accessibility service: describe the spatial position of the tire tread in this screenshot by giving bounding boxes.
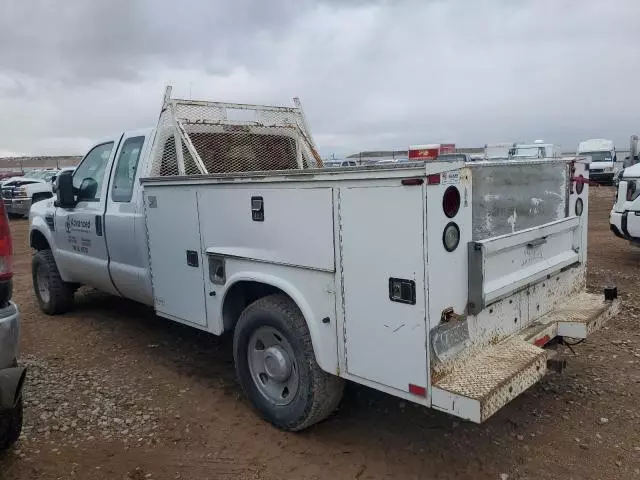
[234,294,344,431]
[32,249,74,315]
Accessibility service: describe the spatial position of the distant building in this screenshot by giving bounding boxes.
[347,147,484,163]
[0,156,82,172]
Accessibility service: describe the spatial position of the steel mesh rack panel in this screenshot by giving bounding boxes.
[148,87,322,177]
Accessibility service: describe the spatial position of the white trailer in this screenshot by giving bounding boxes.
[29,88,619,430]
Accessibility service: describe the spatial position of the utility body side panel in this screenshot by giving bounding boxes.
[197,187,334,272]
[338,184,428,396]
[144,187,208,328]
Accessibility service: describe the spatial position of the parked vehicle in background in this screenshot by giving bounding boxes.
[3,170,58,218]
[436,153,470,162]
[484,143,515,159]
[29,87,618,431]
[324,160,357,168]
[511,140,560,159]
[610,161,640,244]
[0,172,24,185]
[0,197,25,450]
[577,139,616,185]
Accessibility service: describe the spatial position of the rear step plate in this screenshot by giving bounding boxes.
[432,338,547,423]
[431,292,619,423]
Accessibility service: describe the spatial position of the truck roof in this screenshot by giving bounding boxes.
[577,139,614,152]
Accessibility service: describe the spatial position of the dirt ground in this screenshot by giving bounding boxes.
[1,186,639,480]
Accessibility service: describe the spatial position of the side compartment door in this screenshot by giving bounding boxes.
[144,187,208,328]
[105,131,154,305]
[339,185,428,396]
[54,138,121,294]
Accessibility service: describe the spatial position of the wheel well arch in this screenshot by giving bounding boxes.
[222,280,290,332]
[30,229,51,251]
[220,273,338,374]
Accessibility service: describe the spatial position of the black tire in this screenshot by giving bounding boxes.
[7,213,21,220]
[0,397,23,451]
[233,294,344,431]
[32,249,74,315]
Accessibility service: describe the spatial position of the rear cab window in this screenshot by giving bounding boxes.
[112,136,145,202]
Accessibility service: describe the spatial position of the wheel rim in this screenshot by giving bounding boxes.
[36,264,50,304]
[247,326,299,406]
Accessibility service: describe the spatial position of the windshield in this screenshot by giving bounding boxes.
[581,151,612,162]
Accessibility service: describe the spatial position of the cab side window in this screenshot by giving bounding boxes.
[73,142,114,202]
[112,136,145,202]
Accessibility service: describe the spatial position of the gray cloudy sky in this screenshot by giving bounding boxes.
[1,0,639,157]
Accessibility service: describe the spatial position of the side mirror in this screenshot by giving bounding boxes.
[78,178,98,201]
[55,170,76,208]
[51,176,58,193]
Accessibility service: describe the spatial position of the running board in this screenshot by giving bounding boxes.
[431,292,620,423]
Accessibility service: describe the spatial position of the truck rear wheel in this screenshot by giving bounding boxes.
[0,396,23,451]
[32,250,74,315]
[233,294,344,431]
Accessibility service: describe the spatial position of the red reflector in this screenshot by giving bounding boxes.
[409,384,426,397]
[442,186,461,218]
[426,174,440,185]
[534,335,551,347]
[401,178,424,186]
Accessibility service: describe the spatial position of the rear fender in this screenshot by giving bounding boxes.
[221,271,338,375]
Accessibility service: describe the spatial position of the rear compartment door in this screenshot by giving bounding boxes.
[339,185,428,395]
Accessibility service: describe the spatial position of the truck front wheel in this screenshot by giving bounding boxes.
[32,250,74,315]
[233,294,344,431]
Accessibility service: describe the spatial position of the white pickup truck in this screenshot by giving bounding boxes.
[29,88,619,431]
[610,161,640,244]
[2,170,59,218]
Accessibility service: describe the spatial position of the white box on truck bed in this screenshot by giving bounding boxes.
[141,158,617,425]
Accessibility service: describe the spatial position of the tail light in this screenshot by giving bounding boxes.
[442,186,461,218]
[0,199,13,281]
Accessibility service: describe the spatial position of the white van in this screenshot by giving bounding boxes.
[577,139,616,185]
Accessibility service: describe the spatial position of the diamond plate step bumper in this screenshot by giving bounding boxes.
[431,292,620,423]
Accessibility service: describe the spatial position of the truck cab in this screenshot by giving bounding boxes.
[577,139,616,185]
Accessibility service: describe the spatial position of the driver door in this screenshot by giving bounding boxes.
[54,136,122,294]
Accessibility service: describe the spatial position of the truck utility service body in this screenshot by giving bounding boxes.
[29,88,618,430]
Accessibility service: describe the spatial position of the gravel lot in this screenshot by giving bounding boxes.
[1,186,640,479]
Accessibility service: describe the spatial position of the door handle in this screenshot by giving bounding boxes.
[95,216,103,236]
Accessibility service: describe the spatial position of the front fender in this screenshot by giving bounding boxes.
[29,206,71,281]
[222,271,338,376]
